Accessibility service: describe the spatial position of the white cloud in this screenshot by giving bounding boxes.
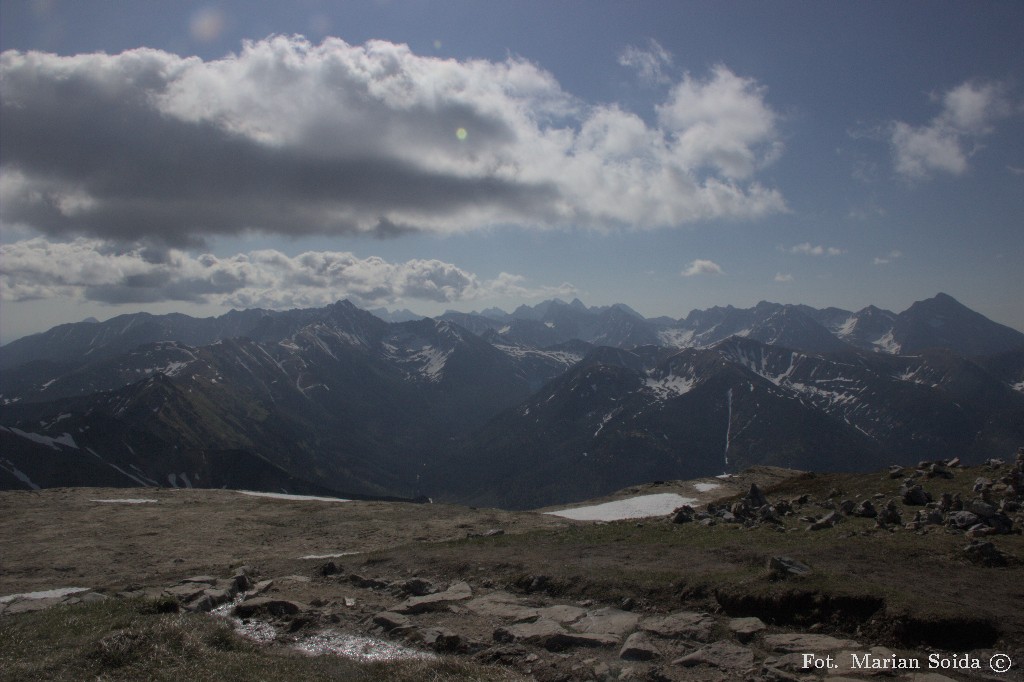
[873,250,902,266]
[0,238,575,308]
[618,39,673,86]
[774,272,794,282]
[657,65,783,180]
[890,80,1012,179]
[788,242,844,256]
[681,259,724,277]
[0,37,786,246]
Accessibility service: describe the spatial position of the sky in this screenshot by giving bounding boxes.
[1,0,1022,344]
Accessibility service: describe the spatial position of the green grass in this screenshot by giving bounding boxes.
[0,598,527,682]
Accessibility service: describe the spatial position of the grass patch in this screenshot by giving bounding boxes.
[0,598,526,682]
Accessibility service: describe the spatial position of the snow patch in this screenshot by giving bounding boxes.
[90,499,159,504]
[0,587,90,603]
[0,459,40,489]
[873,330,900,354]
[6,428,78,450]
[545,493,697,521]
[656,328,695,348]
[645,374,696,400]
[237,491,350,502]
[298,552,360,560]
[1012,381,1024,394]
[693,482,722,493]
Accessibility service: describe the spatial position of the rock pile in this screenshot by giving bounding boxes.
[668,453,1023,542]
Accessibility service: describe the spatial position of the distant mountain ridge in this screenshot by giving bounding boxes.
[1,293,1022,507]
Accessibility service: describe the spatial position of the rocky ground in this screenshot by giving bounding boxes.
[2,457,1023,681]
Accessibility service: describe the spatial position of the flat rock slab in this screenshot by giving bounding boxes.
[641,611,717,642]
[729,616,766,642]
[495,618,619,651]
[373,611,411,631]
[674,640,755,672]
[234,597,302,618]
[572,606,639,637]
[163,583,209,601]
[393,581,472,614]
[764,633,860,653]
[536,604,587,624]
[465,592,539,622]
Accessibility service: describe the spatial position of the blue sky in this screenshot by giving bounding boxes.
[1,1,1022,343]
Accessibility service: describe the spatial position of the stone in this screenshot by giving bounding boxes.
[763,633,859,653]
[901,484,931,506]
[947,510,980,530]
[729,616,766,643]
[536,604,587,624]
[745,484,768,508]
[963,540,1009,566]
[852,500,877,518]
[673,640,754,672]
[495,618,618,651]
[392,581,472,614]
[769,555,812,577]
[234,597,301,618]
[968,499,997,519]
[420,627,463,652]
[465,592,539,622]
[401,577,436,596]
[808,511,841,531]
[640,611,716,642]
[572,606,640,637]
[619,632,660,660]
[372,611,410,631]
[163,583,208,601]
[251,579,274,595]
[670,505,695,523]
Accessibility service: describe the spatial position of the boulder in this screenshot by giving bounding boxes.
[948,510,981,530]
[572,607,639,637]
[619,632,660,660]
[740,484,768,510]
[901,484,932,506]
[392,581,472,614]
[372,611,411,631]
[963,541,1009,567]
[729,616,766,643]
[852,500,877,518]
[234,597,301,618]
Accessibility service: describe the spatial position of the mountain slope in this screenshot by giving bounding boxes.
[432,336,1024,508]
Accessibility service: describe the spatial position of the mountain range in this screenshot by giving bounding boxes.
[2,293,1022,508]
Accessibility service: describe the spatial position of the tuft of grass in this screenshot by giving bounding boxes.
[0,597,527,682]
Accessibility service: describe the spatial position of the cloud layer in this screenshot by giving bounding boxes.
[0,238,575,309]
[1,37,786,245]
